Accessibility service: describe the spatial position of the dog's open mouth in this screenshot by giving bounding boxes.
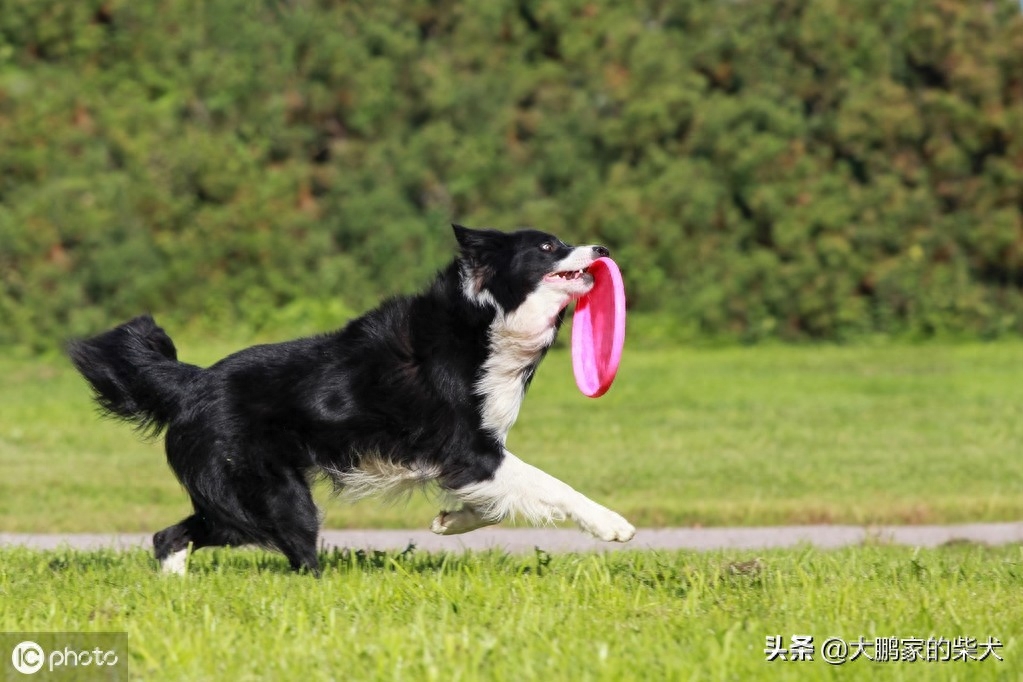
[546,268,589,282]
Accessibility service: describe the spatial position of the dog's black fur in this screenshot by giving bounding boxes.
[69,225,610,574]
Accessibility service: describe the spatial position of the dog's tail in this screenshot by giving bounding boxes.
[67,315,199,436]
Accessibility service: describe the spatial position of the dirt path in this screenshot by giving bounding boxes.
[3,522,1023,554]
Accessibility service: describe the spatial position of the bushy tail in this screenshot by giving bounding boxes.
[68,315,199,436]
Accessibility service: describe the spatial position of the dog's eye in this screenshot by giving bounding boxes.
[540,242,554,252]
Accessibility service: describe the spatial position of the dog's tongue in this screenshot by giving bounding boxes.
[571,257,625,398]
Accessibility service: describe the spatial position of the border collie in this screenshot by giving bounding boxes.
[69,225,636,575]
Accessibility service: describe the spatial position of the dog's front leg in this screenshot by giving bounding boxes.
[434,450,635,542]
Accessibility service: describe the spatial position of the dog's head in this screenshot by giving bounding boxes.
[453,224,610,315]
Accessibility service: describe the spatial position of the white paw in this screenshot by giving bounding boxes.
[430,509,492,535]
[578,507,636,543]
[160,549,188,575]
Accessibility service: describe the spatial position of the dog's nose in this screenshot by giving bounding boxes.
[593,245,610,258]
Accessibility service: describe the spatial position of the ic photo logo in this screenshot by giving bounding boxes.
[10,639,120,676]
[11,641,43,675]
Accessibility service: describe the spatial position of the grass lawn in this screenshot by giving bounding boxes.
[3,341,1023,680]
[1,544,1019,681]
[2,341,1022,532]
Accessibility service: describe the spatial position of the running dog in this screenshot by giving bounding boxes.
[69,225,636,574]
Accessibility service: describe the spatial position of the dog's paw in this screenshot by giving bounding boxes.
[578,507,636,543]
[160,549,188,575]
[430,509,490,535]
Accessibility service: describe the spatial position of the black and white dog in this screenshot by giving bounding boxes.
[69,225,635,574]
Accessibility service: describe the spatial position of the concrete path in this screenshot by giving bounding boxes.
[3,522,1023,554]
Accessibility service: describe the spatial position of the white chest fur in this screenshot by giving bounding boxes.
[475,286,568,443]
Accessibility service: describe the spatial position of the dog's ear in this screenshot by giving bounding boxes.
[452,224,503,255]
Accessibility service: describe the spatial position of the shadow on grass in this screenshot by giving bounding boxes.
[11,543,558,577]
[184,543,561,577]
[25,544,780,591]
[45,550,130,573]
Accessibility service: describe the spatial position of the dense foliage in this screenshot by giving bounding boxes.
[2,0,1022,347]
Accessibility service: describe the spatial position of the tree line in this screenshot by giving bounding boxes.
[2,0,1022,348]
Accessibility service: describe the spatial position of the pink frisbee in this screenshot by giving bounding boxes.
[571,257,626,398]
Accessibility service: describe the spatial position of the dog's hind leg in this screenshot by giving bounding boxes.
[439,449,636,542]
[270,514,320,577]
[153,514,224,575]
[153,525,191,575]
[258,471,322,576]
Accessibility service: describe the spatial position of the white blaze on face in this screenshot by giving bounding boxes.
[542,246,599,299]
[475,246,600,442]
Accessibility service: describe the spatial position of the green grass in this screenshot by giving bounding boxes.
[1,544,1020,680]
[2,341,1023,532]
[4,343,1023,680]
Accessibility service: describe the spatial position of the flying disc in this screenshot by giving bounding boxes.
[571,256,626,398]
